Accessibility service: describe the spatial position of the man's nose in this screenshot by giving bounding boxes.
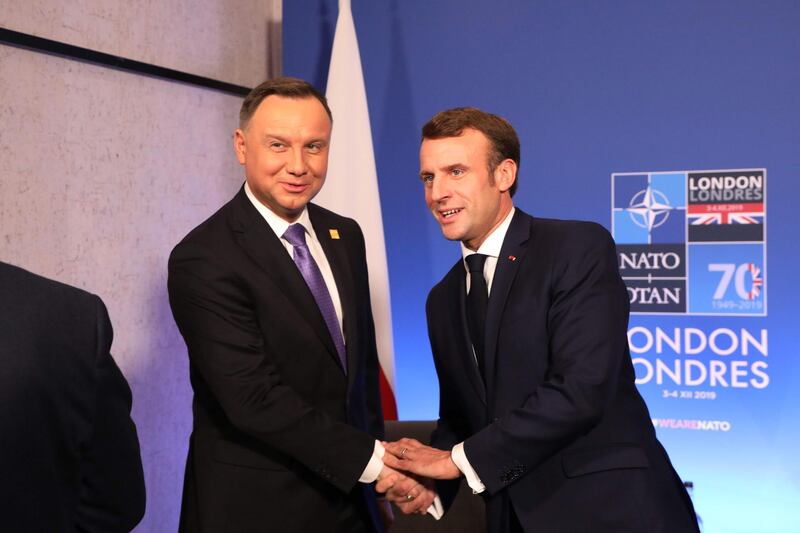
[429,176,449,202]
[286,148,308,176]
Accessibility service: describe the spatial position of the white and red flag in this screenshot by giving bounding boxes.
[317,0,398,419]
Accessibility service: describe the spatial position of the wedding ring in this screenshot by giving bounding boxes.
[400,447,407,458]
[405,493,414,501]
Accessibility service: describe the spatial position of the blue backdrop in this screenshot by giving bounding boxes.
[284,2,800,531]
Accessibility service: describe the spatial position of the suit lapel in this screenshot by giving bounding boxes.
[484,210,531,394]
[229,190,341,370]
[448,265,487,405]
[309,205,357,383]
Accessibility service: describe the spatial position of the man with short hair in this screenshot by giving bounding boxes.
[383,107,700,532]
[0,261,145,532]
[168,77,431,533]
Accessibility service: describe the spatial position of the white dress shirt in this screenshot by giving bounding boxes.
[244,184,384,482]
[451,207,516,494]
[246,184,444,518]
[245,183,345,338]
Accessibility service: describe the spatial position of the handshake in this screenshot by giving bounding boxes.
[375,438,463,517]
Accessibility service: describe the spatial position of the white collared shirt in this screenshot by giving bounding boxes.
[460,207,516,296]
[244,183,344,339]
[245,184,428,507]
[452,206,516,495]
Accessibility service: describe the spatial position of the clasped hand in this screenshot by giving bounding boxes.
[375,438,461,515]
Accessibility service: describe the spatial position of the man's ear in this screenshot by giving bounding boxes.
[495,159,517,193]
[233,129,247,165]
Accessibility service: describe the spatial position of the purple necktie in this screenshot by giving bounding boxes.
[283,223,347,373]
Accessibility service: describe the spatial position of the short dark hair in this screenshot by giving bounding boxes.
[239,77,332,129]
[421,107,520,196]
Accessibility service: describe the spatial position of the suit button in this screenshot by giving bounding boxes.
[492,417,500,422]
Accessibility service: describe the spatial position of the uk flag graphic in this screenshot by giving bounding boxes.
[688,203,765,225]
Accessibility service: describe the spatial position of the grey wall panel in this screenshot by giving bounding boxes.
[0,0,279,87]
[0,43,248,531]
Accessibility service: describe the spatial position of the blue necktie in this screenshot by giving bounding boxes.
[466,253,488,379]
[283,223,347,373]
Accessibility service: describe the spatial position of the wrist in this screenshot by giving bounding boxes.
[447,454,461,478]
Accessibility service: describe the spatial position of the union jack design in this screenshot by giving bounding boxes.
[745,263,763,300]
[687,203,764,225]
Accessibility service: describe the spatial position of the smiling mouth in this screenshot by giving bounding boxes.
[440,208,463,219]
[282,182,309,192]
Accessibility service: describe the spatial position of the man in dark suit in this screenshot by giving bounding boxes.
[0,261,145,532]
[383,108,700,532]
[168,77,432,533]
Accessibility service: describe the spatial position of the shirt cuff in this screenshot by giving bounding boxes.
[452,442,486,494]
[427,495,444,519]
[358,440,385,483]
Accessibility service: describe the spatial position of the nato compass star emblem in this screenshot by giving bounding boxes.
[626,186,674,231]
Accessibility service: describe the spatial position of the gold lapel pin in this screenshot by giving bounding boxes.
[329,229,340,240]
[508,255,517,262]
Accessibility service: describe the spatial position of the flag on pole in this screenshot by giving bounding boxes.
[317,0,398,419]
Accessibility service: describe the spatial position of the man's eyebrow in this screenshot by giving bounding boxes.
[419,163,465,177]
[259,134,328,146]
[261,133,288,143]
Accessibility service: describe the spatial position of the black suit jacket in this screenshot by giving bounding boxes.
[168,187,385,532]
[0,262,145,532]
[427,210,699,533]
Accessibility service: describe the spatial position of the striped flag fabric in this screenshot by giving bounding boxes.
[316,0,398,419]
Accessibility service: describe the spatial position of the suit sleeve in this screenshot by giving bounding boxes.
[168,241,375,493]
[76,296,146,532]
[464,224,631,494]
[426,290,469,510]
[427,291,465,453]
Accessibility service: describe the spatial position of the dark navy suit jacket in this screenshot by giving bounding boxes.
[168,188,384,533]
[427,209,699,533]
[0,262,145,532]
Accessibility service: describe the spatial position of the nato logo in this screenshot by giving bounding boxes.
[613,173,686,245]
[613,173,687,313]
[611,169,766,316]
